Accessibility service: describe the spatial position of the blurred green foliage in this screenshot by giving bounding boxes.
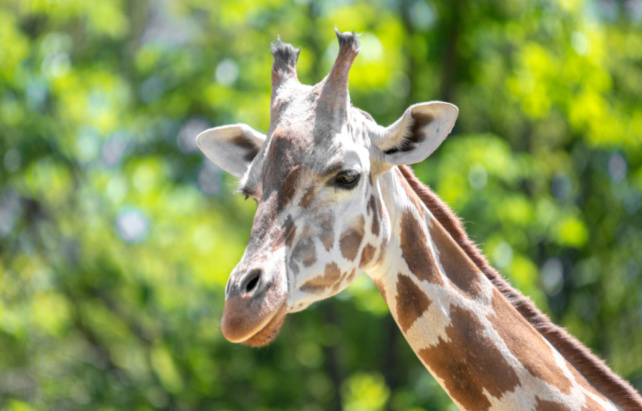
[0,0,641,409]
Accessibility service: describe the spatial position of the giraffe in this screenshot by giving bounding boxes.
[195,29,642,410]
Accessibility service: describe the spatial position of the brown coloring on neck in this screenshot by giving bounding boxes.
[398,164,642,411]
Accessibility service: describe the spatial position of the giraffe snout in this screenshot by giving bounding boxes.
[221,265,288,345]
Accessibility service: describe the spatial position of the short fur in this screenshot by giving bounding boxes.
[398,164,642,411]
[270,37,300,85]
[334,28,360,53]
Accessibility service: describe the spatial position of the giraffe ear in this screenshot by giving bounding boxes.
[375,102,458,166]
[196,124,266,178]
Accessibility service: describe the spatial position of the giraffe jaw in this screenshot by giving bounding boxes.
[221,300,288,347]
[240,304,288,347]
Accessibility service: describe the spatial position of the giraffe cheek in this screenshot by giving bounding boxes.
[299,262,341,294]
[339,215,366,261]
[290,236,317,268]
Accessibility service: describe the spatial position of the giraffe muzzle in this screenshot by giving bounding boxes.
[221,265,288,345]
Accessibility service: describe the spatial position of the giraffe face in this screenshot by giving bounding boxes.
[198,85,388,346]
[195,30,458,346]
[251,103,384,314]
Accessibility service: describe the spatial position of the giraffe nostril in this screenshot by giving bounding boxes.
[243,269,262,294]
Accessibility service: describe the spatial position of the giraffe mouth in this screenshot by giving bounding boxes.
[220,266,289,346]
[240,305,288,347]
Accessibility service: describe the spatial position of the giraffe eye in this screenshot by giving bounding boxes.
[334,170,360,189]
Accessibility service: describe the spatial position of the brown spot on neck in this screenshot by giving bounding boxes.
[581,395,607,411]
[395,274,431,333]
[567,359,607,400]
[429,220,484,298]
[535,398,571,411]
[418,305,520,410]
[339,215,365,261]
[398,165,642,410]
[489,288,573,395]
[399,210,443,284]
[359,244,376,268]
[376,239,387,265]
[372,278,387,303]
[345,268,357,283]
[398,168,424,214]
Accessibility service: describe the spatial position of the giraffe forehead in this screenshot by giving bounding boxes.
[254,128,366,197]
[270,83,341,142]
[271,83,317,119]
[251,83,374,192]
[262,132,309,184]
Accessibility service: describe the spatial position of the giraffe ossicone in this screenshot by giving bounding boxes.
[196,29,642,410]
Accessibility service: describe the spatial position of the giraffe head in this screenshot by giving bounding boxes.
[196,29,458,346]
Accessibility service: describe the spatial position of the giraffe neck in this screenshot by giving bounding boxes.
[367,167,616,411]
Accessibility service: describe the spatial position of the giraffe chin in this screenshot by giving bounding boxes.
[241,305,288,347]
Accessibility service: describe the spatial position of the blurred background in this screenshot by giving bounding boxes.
[0,0,641,410]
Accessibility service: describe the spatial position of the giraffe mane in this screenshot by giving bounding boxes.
[398,164,642,411]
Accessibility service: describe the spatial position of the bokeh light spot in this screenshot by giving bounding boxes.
[215,59,239,86]
[608,153,627,182]
[115,208,150,243]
